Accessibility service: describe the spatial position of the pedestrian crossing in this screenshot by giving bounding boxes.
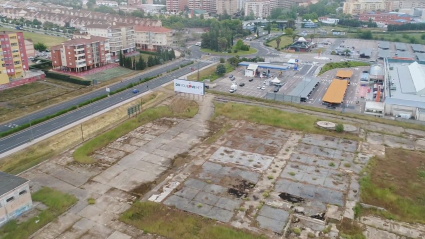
[4,123,18,128]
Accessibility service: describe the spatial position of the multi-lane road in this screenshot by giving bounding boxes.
[0,60,211,155]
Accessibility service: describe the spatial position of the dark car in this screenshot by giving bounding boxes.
[239,83,245,87]
[273,87,280,92]
[326,105,336,109]
[249,78,254,82]
[228,74,233,78]
[132,89,139,94]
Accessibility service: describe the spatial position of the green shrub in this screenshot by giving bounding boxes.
[336,123,344,132]
[45,71,91,86]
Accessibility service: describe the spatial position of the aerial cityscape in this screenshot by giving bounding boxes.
[0,0,425,238]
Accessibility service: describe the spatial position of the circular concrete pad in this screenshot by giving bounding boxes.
[316,121,336,129]
[343,124,358,132]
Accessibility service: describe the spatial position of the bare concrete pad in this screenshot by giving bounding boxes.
[257,215,286,233]
[106,168,158,192]
[206,207,234,222]
[164,195,190,208]
[259,205,289,222]
[26,170,76,194]
[92,165,127,185]
[203,184,226,195]
[214,197,241,211]
[184,178,207,190]
[275,179,344,206]
[81,181,112,195]
[80,223,114,239]
[364,226,399,239]
[194,191,220,206]
[210,146,274,172]
[96,147,127,159]
[174,187,200,200]
[107,231,132,239]
[383,135,415,150]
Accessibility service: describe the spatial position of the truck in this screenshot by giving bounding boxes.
[229,84,237,93]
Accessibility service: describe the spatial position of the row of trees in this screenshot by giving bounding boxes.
[388,23,425,31]
[119,49,176,70]
[338,19,377,28]
[200,20,250,52]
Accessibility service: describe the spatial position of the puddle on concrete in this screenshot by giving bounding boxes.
[279,192,305,203]
[228,180,255,198]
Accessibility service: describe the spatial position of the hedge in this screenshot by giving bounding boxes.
[137,50,159,56]
[45,71,91,86]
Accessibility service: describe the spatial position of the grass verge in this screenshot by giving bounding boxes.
[0,187,77,239]
[208,90,425,132]
[187,63,234,82]
[359,149,425,224]
[267,35,293,49]
[120,201,266,239]
[318,61,370,75]
[0,27,66,47]
[200,47,257,56]
[73,98,198,164]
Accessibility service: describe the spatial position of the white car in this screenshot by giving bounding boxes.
[257,86,262,89]
[261,86,266,90]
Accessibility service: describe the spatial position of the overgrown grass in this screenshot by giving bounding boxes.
[208,90,425,132]
[187,63,234,82]
[214,102,359,141]
[318,61,370,75]
[337,218,366,239]
[267,35,293,49]
[73,99,198,164]
[0,187,77,239]
[0,27,66,47]
[120,201,266,239]
[359,150,425,224]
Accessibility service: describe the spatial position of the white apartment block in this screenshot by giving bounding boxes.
[134,26,173,51]
[86,23,135,56]
[96,0,119,7]
[216,0,238,15]
[244,0,271,18]
[343,0,425,15]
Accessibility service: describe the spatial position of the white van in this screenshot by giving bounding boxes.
[195,42,201,46]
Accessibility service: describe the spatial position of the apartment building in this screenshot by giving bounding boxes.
[188,0,216,13]
[0,31,29,85]
[86,23,135,57]
[51,36,111,72]
[0,171,32,226]
[166,0,188,12]
[216,0,238,15]
[244,0,271,18]
[343,0,425,15]
[134,26,173,51]
[96,0,119,7]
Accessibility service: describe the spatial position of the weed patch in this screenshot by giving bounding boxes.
[119,201,265,239]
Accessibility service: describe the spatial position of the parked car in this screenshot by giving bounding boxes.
[274,87,280,92]
[261,86,266,90]
[228,74,233,78]
[239,83,245,87]
[326,105,336,109]
[249,78,254,82]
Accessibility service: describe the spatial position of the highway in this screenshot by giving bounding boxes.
[0,60,211,155]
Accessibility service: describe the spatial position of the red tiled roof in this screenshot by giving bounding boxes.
[134,25,172,33]
[50,36,108,48]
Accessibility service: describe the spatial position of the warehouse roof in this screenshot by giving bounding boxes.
[359,48,372,57]
[395,42,406,51]
[289,77,319,98]
[416,53,425,62]
[322,79,348,104]
[378,49,393,59]
[336,70,353,79]
[0,171,29,196]
[411,44,425,53]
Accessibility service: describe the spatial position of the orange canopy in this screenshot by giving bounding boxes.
[322,79,348,104]
[336,70,353,79]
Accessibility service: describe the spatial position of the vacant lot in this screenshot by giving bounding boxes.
[0,27,66,47]
[360,148,425,224]
[0,82,53,102]
[120,201,265,239]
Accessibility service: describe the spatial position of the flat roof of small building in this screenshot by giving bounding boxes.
[395,42,407,51]
[378,41,390,49]
[378,49,393,59]
[238,62,289,70]
[360,48,372,57]
[411,44,425,53]
[395,51,413,59]
[0,171,29,196]
[365,101,384,111]
[416,53,425,62]
[322,79,348,104]
[336,70,353,78]
[289,77,319,98]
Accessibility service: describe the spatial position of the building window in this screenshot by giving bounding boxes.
[69,63,72,65]
[19,190,27,195]
[6,196,14,203]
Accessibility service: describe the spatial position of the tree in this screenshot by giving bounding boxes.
[131,10,144,18]
[285,28,293,36]
[119,51,123,67]
[308,33,315,42]
[265,22,271,35]
[217,37,228,51]
[276,37,281,49]
[216,64,226,76]
[421,33,425,40]
[34,42,47,51]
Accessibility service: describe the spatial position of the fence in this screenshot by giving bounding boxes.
[265,93,301,103]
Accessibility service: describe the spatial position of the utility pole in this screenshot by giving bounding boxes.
[197,61,200,81]
[80,124,84,142]
[28,118,34,142]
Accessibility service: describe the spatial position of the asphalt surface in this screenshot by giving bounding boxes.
[0,60,211,155]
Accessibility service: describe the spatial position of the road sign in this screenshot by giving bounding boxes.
[106,87,110,93]
[127,104,141,117]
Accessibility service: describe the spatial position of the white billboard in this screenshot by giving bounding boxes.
[173,79,205,95]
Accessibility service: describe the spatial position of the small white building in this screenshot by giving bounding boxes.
[245,64,258,77]
[0,172,32,226]
[364,101,384,117]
